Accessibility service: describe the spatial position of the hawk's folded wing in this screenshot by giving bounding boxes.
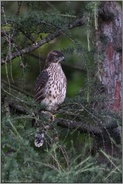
[35,70,49,102]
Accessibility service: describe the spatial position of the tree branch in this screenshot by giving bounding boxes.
[56,117,121,146]
[1,16,87,65]
[4,96,120,141]
[9,100,29,114]
[2,79,33,97]
[56,118,102,135]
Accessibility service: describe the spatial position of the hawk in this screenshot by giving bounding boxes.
[34,50,67,147]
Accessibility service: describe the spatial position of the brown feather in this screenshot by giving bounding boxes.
[35,70,49,102]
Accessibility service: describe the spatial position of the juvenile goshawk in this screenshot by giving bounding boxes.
[34,50,67,147]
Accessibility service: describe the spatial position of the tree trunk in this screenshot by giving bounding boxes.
[96,1,122,116]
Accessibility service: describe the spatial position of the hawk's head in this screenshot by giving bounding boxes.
[45,50,65,65]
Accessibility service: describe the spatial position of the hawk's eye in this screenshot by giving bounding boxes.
[54,55,60,61]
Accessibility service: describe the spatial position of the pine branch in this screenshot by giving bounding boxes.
[2,79,33,98]
[4,97,120,140]
[56,118,102,135]
[1,16,87,65]
[56,117,121,147]
[9,100,29,114]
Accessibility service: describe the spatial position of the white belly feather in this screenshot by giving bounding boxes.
[41,63,66,110]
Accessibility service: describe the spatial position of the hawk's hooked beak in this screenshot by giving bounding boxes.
[59,56,65,63]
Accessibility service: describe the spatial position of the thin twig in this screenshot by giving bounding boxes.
[2,79,33,97]
[4,96,11,116]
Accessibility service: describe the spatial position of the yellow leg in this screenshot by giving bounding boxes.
[50,114,56,122]
[41,111,56,122]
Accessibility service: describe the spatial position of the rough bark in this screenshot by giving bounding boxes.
[96,2,122,116]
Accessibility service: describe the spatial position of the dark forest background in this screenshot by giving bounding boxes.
[1,1,122,183]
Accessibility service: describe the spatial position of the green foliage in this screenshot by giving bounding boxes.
[1,90,122,182]
[1,1,99,97]
[2,114,122,182]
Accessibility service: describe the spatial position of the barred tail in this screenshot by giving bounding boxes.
[34,131,45,147]
[34,125,50,147]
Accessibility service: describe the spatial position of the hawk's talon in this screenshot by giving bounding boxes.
[50,114,56,122]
